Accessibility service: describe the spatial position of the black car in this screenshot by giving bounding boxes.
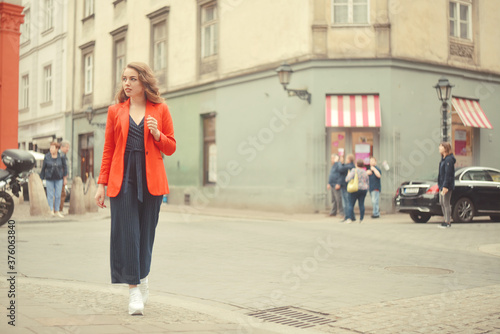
[394,167,500,223]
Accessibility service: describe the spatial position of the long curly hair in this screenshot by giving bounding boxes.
[114,62,165,104]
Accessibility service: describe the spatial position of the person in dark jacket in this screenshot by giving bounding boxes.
[366,157,382,218]
[338,154,355,222]
[327,154,343,216]
[40,141,67,218]
[437,142,456,228]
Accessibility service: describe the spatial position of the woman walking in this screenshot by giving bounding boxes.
[94,62,176,315]
[40,141,67,218]
[437,142,456,228]
[345,159,369,223]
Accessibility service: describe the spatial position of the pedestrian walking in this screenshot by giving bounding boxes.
[40,141,67,218]
[345,159,369,223]
[366,156,381,218]
[59,140,70,212]
[94,62,176,315]
[327,154,343,216]
[437,142,455,228]
[338,154,355,222]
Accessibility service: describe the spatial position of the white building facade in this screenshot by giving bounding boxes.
[18,0,69,157]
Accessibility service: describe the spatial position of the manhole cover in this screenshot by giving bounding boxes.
[247,306,337,328]
[385,266,454,275]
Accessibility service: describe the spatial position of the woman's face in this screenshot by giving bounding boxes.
[50,144,58,155]
[122,67,145,99]
[438,144,445,155]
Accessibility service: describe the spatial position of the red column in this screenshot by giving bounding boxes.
[0,1,24,168]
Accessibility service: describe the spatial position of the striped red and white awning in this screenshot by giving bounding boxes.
[451,97,493,129]
[325,95,381,127]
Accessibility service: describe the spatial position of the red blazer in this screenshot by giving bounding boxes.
[97,99,176,197]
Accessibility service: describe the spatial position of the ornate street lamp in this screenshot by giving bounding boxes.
[433,77,454,142]
[84,106,106,129]
[276,62,311,104]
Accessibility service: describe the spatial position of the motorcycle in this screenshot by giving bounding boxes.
[0,149,35,227]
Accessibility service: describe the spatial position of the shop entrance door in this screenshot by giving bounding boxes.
[328,128,378,167]
[79,133,94,183]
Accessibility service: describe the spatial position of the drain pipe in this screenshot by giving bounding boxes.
[70,0,77,179]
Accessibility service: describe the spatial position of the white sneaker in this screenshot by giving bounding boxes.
[50,211,55,217]
[345,219,353,224]
[128,287,144,315]
[55,212,64,218]
[140,277,149,305]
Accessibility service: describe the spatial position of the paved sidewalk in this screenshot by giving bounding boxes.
[2,201,500,333]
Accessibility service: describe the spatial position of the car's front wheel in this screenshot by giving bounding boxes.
[452,197,474,223]
[410,212,431,223]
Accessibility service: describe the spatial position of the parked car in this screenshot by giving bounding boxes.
[394,167,500,223]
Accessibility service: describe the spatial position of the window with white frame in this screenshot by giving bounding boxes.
[84,0,94,18]
[21,75,29,109]
[153,21,167,71]
[115,39,125,86]
[449,1,471,40]
[110,26,127,92]
[21,8,30,43]
[44,0,54,31]
[201,3,218,58]
[43,65,52,102]
[84,53,93,95]
[332,0,368,25]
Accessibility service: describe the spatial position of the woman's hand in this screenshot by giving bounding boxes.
[95,184,107,208]
[147,116,161,141]
[441,187,448,195]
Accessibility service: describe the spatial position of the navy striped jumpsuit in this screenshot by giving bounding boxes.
[109,115,163,285]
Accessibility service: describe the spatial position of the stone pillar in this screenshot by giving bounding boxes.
[84,176,98,213]
[0,1,24,168]
[69,177,86,215]
[28,173,51,216]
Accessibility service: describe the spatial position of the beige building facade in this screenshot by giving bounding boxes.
[31,0,499,212]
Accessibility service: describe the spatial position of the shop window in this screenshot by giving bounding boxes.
[330,131,346,157]
[79,133,94,183]
[451,113,473,167]
[329,129,376,168]
[352,131,373,166]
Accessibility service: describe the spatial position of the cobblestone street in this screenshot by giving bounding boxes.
[1,203,499,333]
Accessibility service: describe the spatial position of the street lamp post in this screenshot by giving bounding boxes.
[433,77,454,143]
[84,106,106,129]
[276,62,311,104]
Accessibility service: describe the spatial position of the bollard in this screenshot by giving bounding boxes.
[85,176,98,213]
[28,173,51,216]
[69,177,86,215]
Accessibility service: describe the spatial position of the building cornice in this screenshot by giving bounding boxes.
[164,57,500,100]
[146,6,170,19]
[19,32,67,59]
[18,113,64,127]
[79,40,95,50]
